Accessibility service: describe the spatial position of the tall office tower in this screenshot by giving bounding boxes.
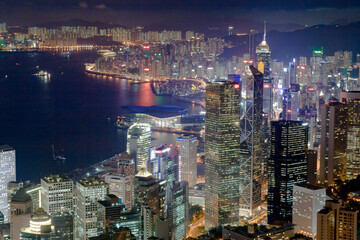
[163,148,179,204]
[116,152,136,176]
[41,175,74,215]
[134,165,164,240]
[292,184,325,238]
[228,26,233,36]
[342,92,360,180]
[0,22,6,32]
[307,150,318,185]
[0,144,16,223]
[10,188,33,240]
[256,22,272,118]
[104,174,134,210]
[317,200,357,240]
[167,181,189,240]
[127,123,152,172]
[267,120,308,225]
[248,30,256,60]
[176,136,197,187]
[319,101,347,186]
[205,79,241,228]
[148,145,170,179]
[239,66,263,218]
[74,177,108,240]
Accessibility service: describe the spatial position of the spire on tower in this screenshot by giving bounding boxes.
[263,20,266,41]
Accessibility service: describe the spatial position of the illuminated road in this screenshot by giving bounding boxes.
[188,216,205,238]
[85,63,206,87]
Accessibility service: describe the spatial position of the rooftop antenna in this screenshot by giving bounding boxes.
[263,20,266,41]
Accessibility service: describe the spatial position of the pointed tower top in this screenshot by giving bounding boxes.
[263,20,266,41]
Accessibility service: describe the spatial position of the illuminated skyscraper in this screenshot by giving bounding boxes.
[127,123,152,172]
[239,66,263,218]
[167,181,188,240]
[0,144,16,223]
[41,175,74,215]
[342,91,360,180]
[176,136,197,187]
[292,184,326,238]
[268,120,308,225]
[205,79,241,228]
[319,101,347,186]
[256,21,272,118]
[134,165,165,240]
[74,177,108,240]
[317,200,357,240]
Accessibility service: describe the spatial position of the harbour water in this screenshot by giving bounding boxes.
[0,51,201,181]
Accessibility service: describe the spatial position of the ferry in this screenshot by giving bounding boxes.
[33,70,51,78]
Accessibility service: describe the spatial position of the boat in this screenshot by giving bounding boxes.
[33,70,51,78]
[60,51,71,56]
[114,116,130,130]
[52,144,66,161]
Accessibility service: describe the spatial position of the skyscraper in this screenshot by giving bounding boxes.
[74,177,108,240]
[239,66,263,218]
[317,200,357,240]
[268,120,308,225]
[342,91,360,180]
[167,181,189,240]
[127,123,152,172]
[256,21,272,118]
[104,174,134,210]
[0,144,16,223]
[41,175,74,215]
[319,101,347,186]
[134,165,164,240]
[205,78,241,228]
[292,183,326,238]
[176,136,197,187]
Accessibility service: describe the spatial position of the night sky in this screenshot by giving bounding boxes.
[1,0,360,28]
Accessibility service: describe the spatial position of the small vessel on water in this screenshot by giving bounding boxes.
[60,51,71,56]
[33,70,51,78]
[52,144,66,161]
[114,116,130,130]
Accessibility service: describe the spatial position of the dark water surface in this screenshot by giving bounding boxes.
[0,51,199,181]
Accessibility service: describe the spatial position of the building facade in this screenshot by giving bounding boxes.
[74,177,108,240]
[317,200,357,240]
[320,101,348,186]
[41,175,74,215]
[342,92,360,180]
[127,123,152,172]
[292,183,326,238]
[239,66,263,218]
[176,136,197,188]
[268,120,308,225]
[0,145,16,223]
[205,79,241,228]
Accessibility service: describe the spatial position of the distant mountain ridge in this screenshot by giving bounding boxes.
[222,21,360,61]
[37,18,125,29]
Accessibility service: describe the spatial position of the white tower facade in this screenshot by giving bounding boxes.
[0,145,16,222]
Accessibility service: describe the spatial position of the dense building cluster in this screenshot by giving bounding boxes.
[2,19,360,240]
